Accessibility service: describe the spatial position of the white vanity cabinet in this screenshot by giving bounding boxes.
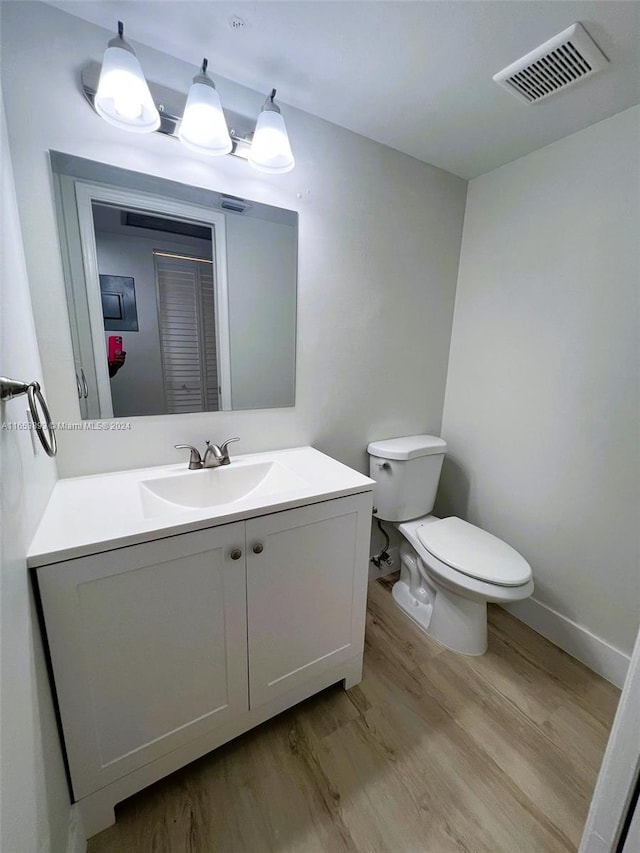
[34,490,372,837]
[246,498,368,707]
[37,522,249,800]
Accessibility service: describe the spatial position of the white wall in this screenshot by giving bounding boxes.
[1,2,467,479]
[438,106,640,682]
[0,95,77,853]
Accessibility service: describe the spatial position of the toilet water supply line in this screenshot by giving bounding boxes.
[370,516,394,569]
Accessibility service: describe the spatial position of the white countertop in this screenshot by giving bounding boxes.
[28,446,374,568]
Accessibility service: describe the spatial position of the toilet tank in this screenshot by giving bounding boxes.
[367,435,447,522]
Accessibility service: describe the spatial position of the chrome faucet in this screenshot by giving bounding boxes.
[203,437,240,467]
[174,438,240,470]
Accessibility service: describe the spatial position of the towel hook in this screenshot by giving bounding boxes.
[0,377,57,458]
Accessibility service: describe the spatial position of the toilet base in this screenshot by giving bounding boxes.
[392,578,433,633]
[391,578,488,656]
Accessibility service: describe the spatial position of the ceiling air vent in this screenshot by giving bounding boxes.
[493,22,608,104]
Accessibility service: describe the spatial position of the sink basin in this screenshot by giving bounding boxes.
[139,461,307,518]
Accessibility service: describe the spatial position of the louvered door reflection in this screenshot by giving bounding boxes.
[155,253,220,413]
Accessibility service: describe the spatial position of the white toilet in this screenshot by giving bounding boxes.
[367,435,534,655]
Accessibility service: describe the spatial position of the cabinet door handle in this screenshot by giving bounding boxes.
[252,543,264,555]
[230,548,242,561]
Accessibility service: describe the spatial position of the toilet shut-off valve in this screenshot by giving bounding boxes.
[370,516,394,569]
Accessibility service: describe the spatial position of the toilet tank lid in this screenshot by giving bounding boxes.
[367,434,447,460]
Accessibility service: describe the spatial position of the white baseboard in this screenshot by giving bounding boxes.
[66,804,86,853]
[504,597,631,688]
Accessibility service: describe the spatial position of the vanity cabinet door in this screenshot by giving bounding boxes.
[245,493,372,708]
[37,522,248,799]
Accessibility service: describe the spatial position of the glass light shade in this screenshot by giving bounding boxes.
[95,45,160,133]
[178,80,232,156]
[248,110,295,174]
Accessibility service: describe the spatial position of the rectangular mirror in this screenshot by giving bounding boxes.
[50,152,297,419]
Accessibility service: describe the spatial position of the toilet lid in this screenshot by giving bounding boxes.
[416,517,532,586]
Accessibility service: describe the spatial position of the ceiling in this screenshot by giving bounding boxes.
[47,1,640,179]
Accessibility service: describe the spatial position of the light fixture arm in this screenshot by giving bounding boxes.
[192,57,216,90]
[108,20,134,55]
[262,89,281,113]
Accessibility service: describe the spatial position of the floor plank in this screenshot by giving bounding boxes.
[88,578,619,853]
[487,606,620,726]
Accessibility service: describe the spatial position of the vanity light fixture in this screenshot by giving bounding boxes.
[94,21,160,133]
[178,58,232,156]
[248,90,295,174]
[85,21,295,173]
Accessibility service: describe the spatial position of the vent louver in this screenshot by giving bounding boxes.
[493,23,608,104]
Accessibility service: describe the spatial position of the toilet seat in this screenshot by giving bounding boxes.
[416,517,532,587]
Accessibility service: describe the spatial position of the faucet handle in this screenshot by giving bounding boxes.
[219,437,240,464]
[174,444,203,470]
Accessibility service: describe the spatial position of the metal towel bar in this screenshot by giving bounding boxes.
[0,376,57,457]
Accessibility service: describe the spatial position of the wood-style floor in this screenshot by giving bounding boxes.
[89,576,620,853]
